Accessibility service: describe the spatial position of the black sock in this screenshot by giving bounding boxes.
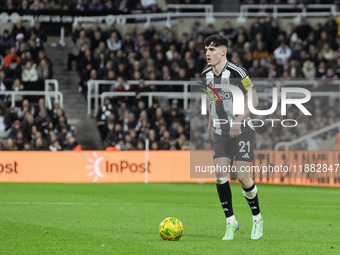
[216,181,234,218]
[243,183,260,216]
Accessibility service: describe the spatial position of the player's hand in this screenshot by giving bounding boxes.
[208,124,214,140]
[229,122,241,138]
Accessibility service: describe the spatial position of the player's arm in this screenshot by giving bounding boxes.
[207,101,214,139]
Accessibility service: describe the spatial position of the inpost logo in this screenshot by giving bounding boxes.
[86,152,150,182]
[0,161,18,174]
[86,152,104,182]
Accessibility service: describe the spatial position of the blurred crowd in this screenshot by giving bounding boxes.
[0,98,79,151]
[1,11,340,151]
[0,0,164,13]
[72,12,340,151]
[0,20,80,151]
[97,97,190,150]
[0,20,52,86]
[191,96,340,151]
[70,13,340,93]
[240,0,339,4]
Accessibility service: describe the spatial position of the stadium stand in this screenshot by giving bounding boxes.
[0,0,165,14]
[0,19,80,151]
[0,2,339,151]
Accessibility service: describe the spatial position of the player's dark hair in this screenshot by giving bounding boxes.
[204,34,230,48]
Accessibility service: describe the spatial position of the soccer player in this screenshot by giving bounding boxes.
[201,34,263,240]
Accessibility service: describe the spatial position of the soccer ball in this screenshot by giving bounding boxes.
[159,217,184,241]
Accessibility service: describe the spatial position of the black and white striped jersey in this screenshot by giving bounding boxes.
[201,61,255,135]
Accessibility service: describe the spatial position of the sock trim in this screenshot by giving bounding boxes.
[226,215,236,224]
[252,213,262,221]
[243,183,255,192]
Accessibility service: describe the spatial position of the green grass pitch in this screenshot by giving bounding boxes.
[0,183,339,255]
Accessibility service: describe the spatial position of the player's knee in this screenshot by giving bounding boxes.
[238,177,252,187]
[216,176,228,184]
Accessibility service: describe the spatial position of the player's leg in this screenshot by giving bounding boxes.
[236,161,263,240]
[214,157,239,240]
[235,128,263,240]
[214,157,234,220]
[213,134,240,240]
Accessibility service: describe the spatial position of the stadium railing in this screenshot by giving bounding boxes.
[72,4,338,27]
[100,91,200,109]
[240,4,337,17]
[275,121,340,151]
[0,79,62,108]
[0,90,63,109]
[100,92,137,107]
[167,4,213,14]
[89,79,340,116]
[87,80,191,117]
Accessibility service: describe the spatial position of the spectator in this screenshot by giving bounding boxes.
[316,61,327,78]
[317,31,329,50]
[15,130,25,150]
[17,99,35,120]
[287,59,302,78]
[107,31,122,52]
[334,57,340,77]
[122,32,134,55]
[0,108,6,134]
[262,12,280,53]
[64,132,79,150]
[90,29,104,52]
[104,123,124,148]
[0,71,6,101]
[302,60,316,79]
[18,0,29,10]
[36,59,51,80]
[273,41,292,66]
[11,78,24,103]
[21,51,34,66]
[29,21,47,43]
[94,41,109,62]
[67,30,91,70]
[322,67,338,80]
[72,0,86,11]
[21,61,38,82]
[324,16,338,42]
[248,59,267,78]
[321,43,334,61]
[49,140,62,151]
[134,34,149,53]
[295,18,312,42]
[159,130,171,150]
[96,98,113,137]
[4,47,21,70]
[88,0,104,11]
[233,33,246,55]
[7,119,21,139]
[0,30,15,55]
[169,137,181,150]
[252,41,269,65]
[219,21,237,43]
[25,36,42,59]
[4,138,17,151]
[29,0,45,10]
[31,132,48,150]
[110,76,130,92]
[250,17,263,41]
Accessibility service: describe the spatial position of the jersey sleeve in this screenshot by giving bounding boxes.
[234,66,255,94]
